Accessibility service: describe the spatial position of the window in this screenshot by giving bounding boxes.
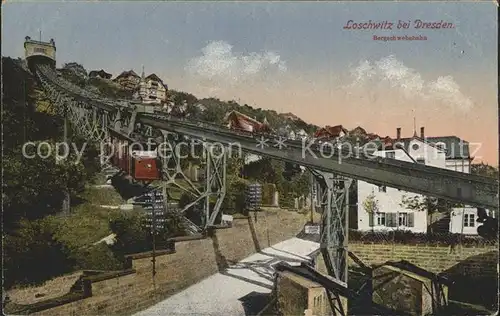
[377,212,386,226]
[464,214,476,227]
[436,142,446,151]
[399,213,408,226]
[416,158,425,165]
[379,185,387,192]
[412,143,420,151]
[34,47,47,54]
[386,151,395,159]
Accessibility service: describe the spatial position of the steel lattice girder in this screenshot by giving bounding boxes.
[137,116,498,209]
[312,170,351,283]
[310,169,351,315]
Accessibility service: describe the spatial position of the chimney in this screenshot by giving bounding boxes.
[420,127,425,139]
[396,128,401,140]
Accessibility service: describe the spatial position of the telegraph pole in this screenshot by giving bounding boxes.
[310,172,315,223]
[151,191,157,289]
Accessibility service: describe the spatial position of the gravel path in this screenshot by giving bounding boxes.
[136,237,320,316]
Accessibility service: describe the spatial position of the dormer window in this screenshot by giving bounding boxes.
[436,142,446,151]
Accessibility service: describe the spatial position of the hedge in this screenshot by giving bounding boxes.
[348,229,498,246]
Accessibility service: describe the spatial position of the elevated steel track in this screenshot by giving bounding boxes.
[23,38,498,314]
[138,114,498,209]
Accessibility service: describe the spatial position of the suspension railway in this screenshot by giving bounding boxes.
[22,36,499,315]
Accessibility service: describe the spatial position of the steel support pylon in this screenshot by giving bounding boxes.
[310,168,352,316]
[154,132,227,234]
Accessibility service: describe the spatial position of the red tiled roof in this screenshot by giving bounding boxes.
[314,125,348,139]
[225,110,271,133]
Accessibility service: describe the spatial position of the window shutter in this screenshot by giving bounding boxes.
[408,213,415,227]
[368,212,374,226]
[386,213,393,227]
[390,213,398,227]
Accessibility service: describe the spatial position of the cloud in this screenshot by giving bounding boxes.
[344,55,473,111]
[186,41,287,88]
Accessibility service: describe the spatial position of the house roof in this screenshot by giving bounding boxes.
[145,73,163,83]
[89,69,112,78]
[425,136,470,159]
[314,125,348,139]
[115,70,139,80]
[397,136,469,159]
[375,260,453,286]
[225,110,263,125]
[351,126,367,135]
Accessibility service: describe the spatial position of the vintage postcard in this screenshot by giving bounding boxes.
[2,1,498,315]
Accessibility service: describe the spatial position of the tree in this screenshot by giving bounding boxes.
[399,195,456,233]
[471,162,499,179]
[61,62,87,87]
[363,192,379,231]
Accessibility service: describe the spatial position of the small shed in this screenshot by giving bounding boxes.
[372,260,452,316]
[275,262,352,316]
[276,270,330,316]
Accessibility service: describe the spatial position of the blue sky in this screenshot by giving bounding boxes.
[3,2,496,77]
[3,1,498,164]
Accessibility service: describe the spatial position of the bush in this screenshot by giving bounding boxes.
[222,177,250,214]
[3,219,74,289]
[348,229,499,246]
[109,210,185,257]
[109,211,150,257]
[262,183,276,205]
[279,192,296,209]
[71,243,125,271]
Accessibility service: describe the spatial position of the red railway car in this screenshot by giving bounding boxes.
[108,130,162,181]
[131,151,161,180]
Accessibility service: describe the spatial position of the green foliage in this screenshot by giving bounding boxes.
[60,62,87,87]
[222,177,251,214]
[362,192,379,213]
[279,192,296,209]
[348,229,498,246]
[262,183,276,205]
[71,243,125,271]
[109,210,184,257]
[109,211,150,257]
[2,57,104,288]
[3,219,74,288]
[471,162,499,179]
[170,90,198,106]
[400,195,457,214]
[88,77,134,99]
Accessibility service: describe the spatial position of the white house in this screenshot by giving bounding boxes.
[136,68,168,104]
[357,128,446,234]
[449,207,497,235]
[358,126,490,235]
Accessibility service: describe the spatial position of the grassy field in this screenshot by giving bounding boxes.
[47,186,125,249]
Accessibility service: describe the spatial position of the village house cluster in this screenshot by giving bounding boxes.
[228,111,492,236]
[89,68,169,105]
[83,65,492,236]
